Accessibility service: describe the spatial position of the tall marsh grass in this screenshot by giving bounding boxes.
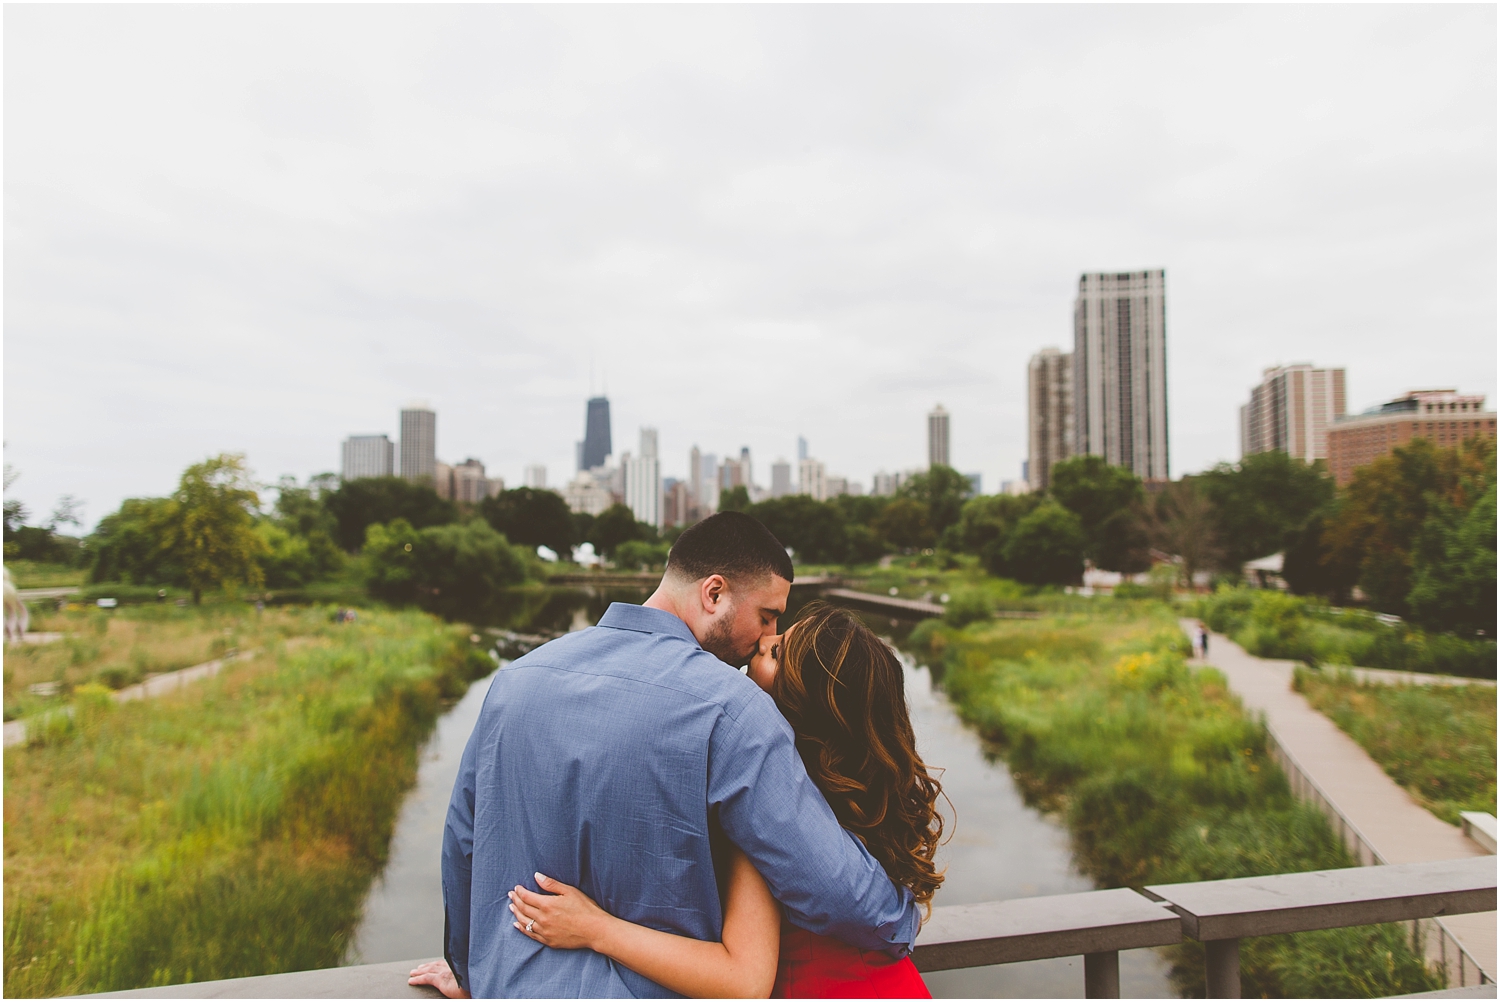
[906,608,1442,998]
[3,606,494,997]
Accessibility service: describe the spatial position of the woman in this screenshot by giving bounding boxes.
[504,602,945,998]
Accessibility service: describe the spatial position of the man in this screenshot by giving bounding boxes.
[421,511,919,997]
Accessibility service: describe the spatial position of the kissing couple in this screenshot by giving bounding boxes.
[410,511,946,999]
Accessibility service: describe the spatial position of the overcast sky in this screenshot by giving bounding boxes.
[5,5,1495,529]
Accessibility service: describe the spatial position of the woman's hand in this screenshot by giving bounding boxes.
[407,958,470,999]
[509,872,613,951]
[747,634,781,692]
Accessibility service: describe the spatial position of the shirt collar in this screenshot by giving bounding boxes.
[597,602,701,647]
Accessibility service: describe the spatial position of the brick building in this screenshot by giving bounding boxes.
[1327,390,1496,486]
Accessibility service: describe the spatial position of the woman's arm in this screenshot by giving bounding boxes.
[509,846,780,999]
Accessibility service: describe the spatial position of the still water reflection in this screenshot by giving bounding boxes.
[349,589,1171,998]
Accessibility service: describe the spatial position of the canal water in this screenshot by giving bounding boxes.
[349,591,1172,998]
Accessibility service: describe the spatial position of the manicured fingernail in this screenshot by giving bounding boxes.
[534,872,544,882]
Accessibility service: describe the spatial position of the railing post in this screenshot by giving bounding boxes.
[1205,939,1241,998]
[1083,951,1120,998]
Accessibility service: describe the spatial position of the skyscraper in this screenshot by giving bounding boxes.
[624,428,661,529]
[580,396,613,471]
[400,406,437,482]
[1027,348,1074,492]
[927,405,950,468]
[524,464,547,490]
[1240,364,1346,463]
[770,459,792,498]
[341,434,394,480]
[1073,270,1169,480]
[797,436,808,462]
[798,457,827,501]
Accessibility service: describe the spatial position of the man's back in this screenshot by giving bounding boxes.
[442,603,919,998]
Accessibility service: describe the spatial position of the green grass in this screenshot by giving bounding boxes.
[904,607,1442,998]
[1198,588,1496,679]
[3,605,494,997]
[1295,668,1496,825]
[5,561,87,589]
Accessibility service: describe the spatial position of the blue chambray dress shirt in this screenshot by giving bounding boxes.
[442,602,919,998]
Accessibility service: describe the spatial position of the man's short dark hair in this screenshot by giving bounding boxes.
[667,511,794,585]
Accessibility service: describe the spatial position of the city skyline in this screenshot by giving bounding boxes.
[5,6,1494,528]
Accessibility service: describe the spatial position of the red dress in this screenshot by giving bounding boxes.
[773,917,931,998]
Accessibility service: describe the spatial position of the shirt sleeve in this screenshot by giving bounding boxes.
[707,689,921,957]
[442,730,479,991]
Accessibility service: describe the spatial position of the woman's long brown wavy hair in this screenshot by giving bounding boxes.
[769,601,945,910]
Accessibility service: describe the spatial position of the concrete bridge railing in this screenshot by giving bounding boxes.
[92,856,1495,1000]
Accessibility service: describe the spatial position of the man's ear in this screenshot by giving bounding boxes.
[701,574,727,612]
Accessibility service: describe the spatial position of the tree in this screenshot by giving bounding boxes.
[588,504,653,558]
[3,490,85,566]
[897,466,973,538]
[746,496,846,563]
[952,493,1039,557]
[994,502,1085,585]
[873,497,935,552]
[1322,438,1495,616]
[718,486,751,513]
[363,517,530,616]
[324,476,458,551]
[1197,452,1335,567]
[479,488,575,557]
[1048,456,1147,571]
[1145,479,1220,588]
[614,539,671,571]
[1407,482,1496,635]
[265,475,343,581]
[1282,511,1356,601]
[86,497,182,584]
[159,454,266,603]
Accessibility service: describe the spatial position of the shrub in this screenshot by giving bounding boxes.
[942,590,992,629]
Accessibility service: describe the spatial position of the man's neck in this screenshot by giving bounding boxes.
[643,584,685,620]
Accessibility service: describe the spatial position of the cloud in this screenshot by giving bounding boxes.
[4,5,1494,525]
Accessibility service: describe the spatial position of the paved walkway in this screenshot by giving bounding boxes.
[3,649,259,748]
[1182,622,1495,981]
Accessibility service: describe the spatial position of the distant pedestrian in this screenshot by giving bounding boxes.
[1199,623,1210,659]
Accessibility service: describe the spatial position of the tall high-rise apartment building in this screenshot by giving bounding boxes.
[663,479,692,528]
[341,434,394,480]
[623,428,661,529]
[798,458,827,501]
[689,447,718,515]
[871,471,904,496]
[719,449,753,494]
[451,459,496,504]
[579,396,613,471]
[770,459,792,498]
[524,465,547,490]
[1073,270,1169,481]
[797,436,808,462]
[1240,364,1346,464]
[1027,348,1074,492]
[927,405,950,468]
[400,406,437,481]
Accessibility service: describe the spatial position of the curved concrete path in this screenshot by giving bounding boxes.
[1182,621,1495,982]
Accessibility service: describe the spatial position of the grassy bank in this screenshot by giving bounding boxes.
[1294,668,1496,825]
[1198,589,1496,679]
[4,605,493,997]
[904,605,1441,998]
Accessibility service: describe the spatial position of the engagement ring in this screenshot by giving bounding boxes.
[525,920,535,933]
